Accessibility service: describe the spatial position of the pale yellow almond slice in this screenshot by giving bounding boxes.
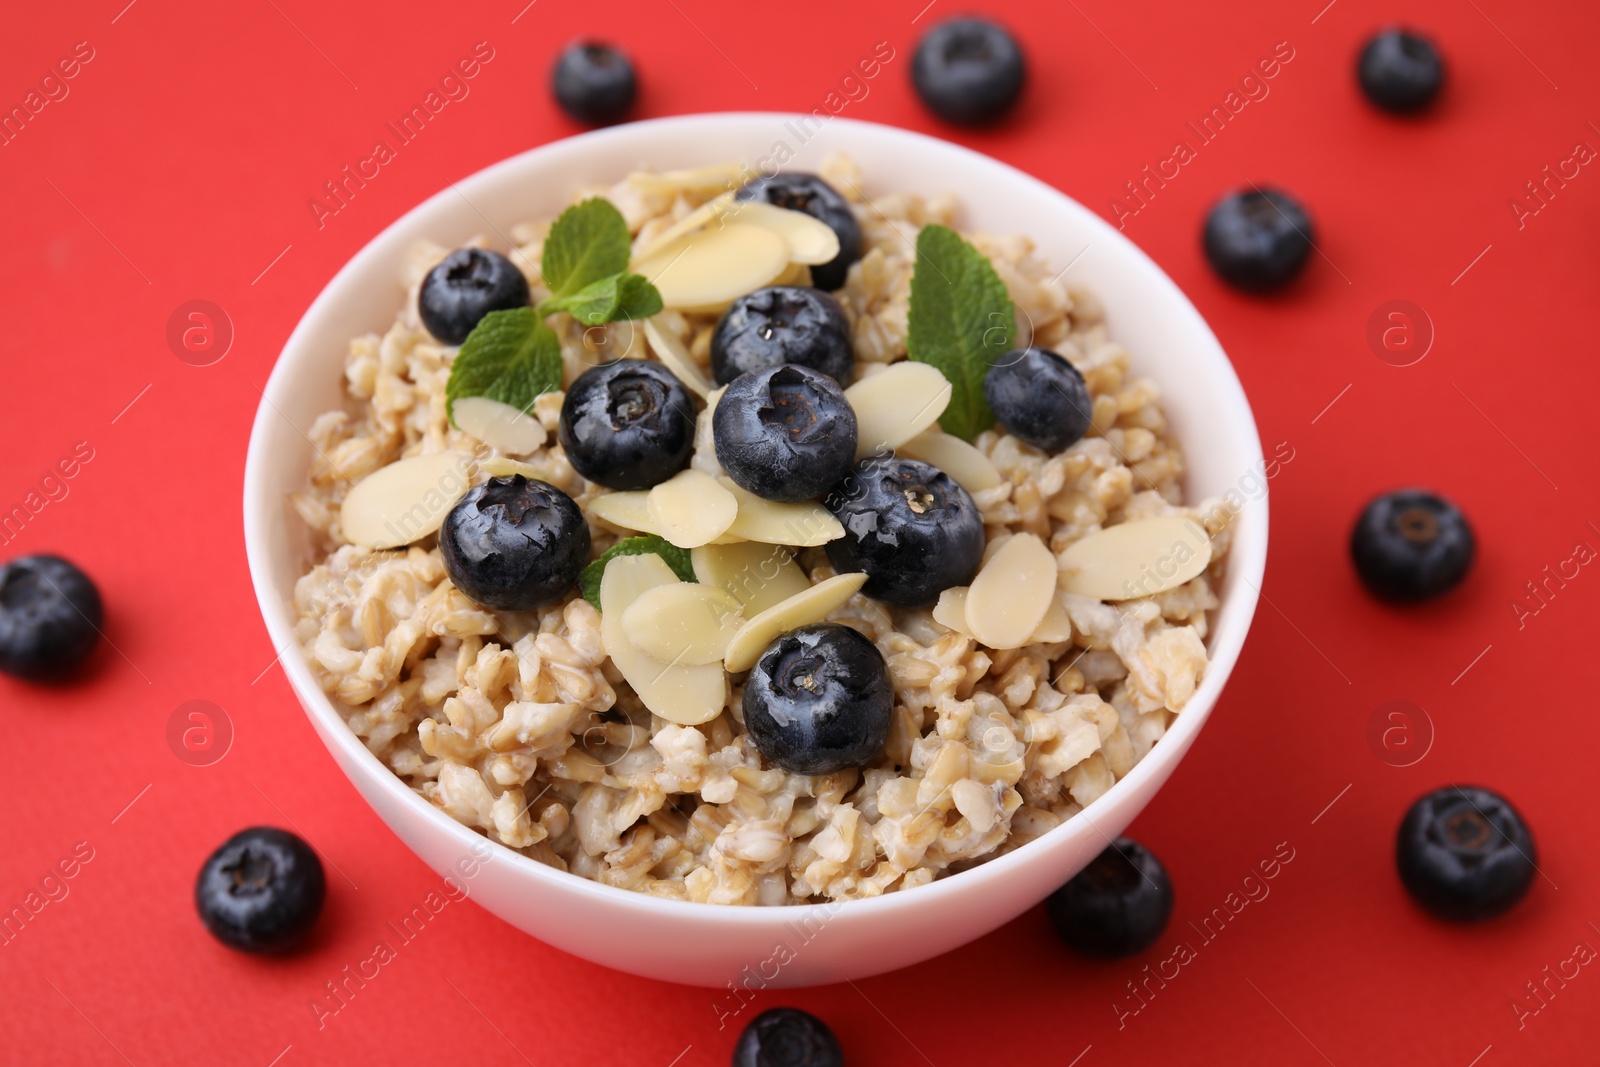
[1030,594,1072,643]
[588,491,657,534]
[599,554,727,726]
[691,542,813,616]
[340,451,474,548]
[727,201,841,265]
[451,396,547,456]
[1059,515,1213,601]
[635,222,790,313]
[846,362,954,459]
[768,261,813,288]
[621,583,745,665]
[647,469,738,548]
[722,572,870,673]
[896,430,1002,493]
[629,163,745,198]
[643,318,714,398]
[719,480,844,546]
[966,533,1057,649]
[632,191,738,261]
[479,456,544,479]
[932,586,974,637]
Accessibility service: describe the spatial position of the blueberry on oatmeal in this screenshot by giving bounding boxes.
[418,248,531,345]
[714,365,858,504]
[196,827,325,955]
[743,623,892,775]
[1397,786,1535,921]
[1350,489,1474,602]
[711,287,855,387]
[1358,29,1444,114]
[984,347,1093,453]
[551,41,637,126]
[439,476,590,611]
[1046,837,1173,958]
[824,456,984,607]
[0,554,102,682]
[559,359,696,490]
[735,173,862,291]
[1202,188,1315,292]
[912,16,1026,127]
[733,1008,844,1067]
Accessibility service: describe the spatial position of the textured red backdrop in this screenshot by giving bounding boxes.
[2,0,1597,1063]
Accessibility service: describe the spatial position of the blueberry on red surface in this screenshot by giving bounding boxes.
[1397,786,1536,922]
[911,16,1026,126]
[984,347,1093,452]
[418,248,531,345]
[1046,837,1174,958]
[1350,489,1474,602]
[1202,188,1315,292]
[711,287,855,386]
[732,1006,843,1067]
[0,554,102,682]
[196,827,326,955]
[551,41,637,125]
[559,359,696,490]
[439,476,590,611]
[824,456,984,607]
[1358,29,1445,113]
[743,623,892,776]
[734,173,862,291]
[714,365,858,503]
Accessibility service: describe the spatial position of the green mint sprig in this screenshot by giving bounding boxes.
[905,223,1015,442]
[578,535,696,610]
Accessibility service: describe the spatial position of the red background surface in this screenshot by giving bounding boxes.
[2,0,1596,1062]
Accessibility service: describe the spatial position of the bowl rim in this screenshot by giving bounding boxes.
[243,111,1267,921]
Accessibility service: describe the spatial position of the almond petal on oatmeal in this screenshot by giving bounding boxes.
[450,396,547,456]
[965,532,1057,649]
[1030,593,1072,643]
[632,191,737,261]
[845,362,954,459]
[642,318,714,398]
[621,583,745,665]
[339,450,475,549]
[646,469,739,548]
[1058,515,1213,601]
[895,430,1003,493]
[722,572,869,673]
[718,479,844,546]
[587,491,657,534]
[634,222,790,313]
[691,542,814,616]
[599,553,728,726]
[479,456,544,479]
[727,201,841,265]
[767,260,813,288]
[931,586,974,637]
[628,163,745,197]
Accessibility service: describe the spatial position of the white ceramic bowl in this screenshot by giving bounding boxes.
[244,113,1266,988]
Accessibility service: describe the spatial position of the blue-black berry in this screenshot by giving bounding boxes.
[1397,786,1536,921]
[911,17,1026,126]
[1202,188,1315,292]
[1046,837,1173,958]
[733,1007,843,1067]
[743,623,892,776]
[559,359,696,490]
[711,287,855,386]
[418,248,531,345]
[1350,489,1474,602]
[0,554,102,682]
[196,827,326,955]
[440,476,590,611]
[984,347,1093,453]
[735,174,862,291]
[714,365,858,503]
[1358,29,1444,114]
[551,41,637,126]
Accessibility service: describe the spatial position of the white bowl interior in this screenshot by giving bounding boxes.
[244,113,1266,987]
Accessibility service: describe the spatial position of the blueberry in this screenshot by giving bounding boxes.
[1046,838,1174,958]
[1397,786,1536,921]
[735,174,862,291]
[0,554,102,682]
[732,1007,844,1067]
[559,359,696,490]
[418,248,531,345]
[551,41,637,125]
[1350,489,1474,602]
[744,623,892,776]
[439,476,590,611]
[1359,29,1445,114]
[714,366,858,504]
[711,288,855,387]
[1202,188,1315,292]
[911,17,1026,126]
[196,827,325,955]
[984,347,1093,452]
[824,457,983,607]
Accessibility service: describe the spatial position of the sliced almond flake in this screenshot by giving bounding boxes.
[896,430,1002,493]
[621,583,745,665]
[931,586,974,637]
[340,451,475,549]
[632,192,738,262]
[634,222,790,313]
[768,261,813,287]
[451,396,547,456]
[480,456,545,480]
[727,201,841,265]
[643,318,714,398]
[718,479,844,546]
[1030,594,1072,643]
[845,362,953,459]
[1059,515,1213,601]
[691,542,813,616]
[722,572,869,673]
[628,163,745,198]
[966,532,1057,650]
[599,554,727,726]
[647,469,738,548]
[587,491,656,534]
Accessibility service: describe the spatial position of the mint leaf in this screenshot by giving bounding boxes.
[542,198,632,301]
[579,535,696,610]
[540,272,663,326]
[906,224,1015,442]
[445,307,563,425]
